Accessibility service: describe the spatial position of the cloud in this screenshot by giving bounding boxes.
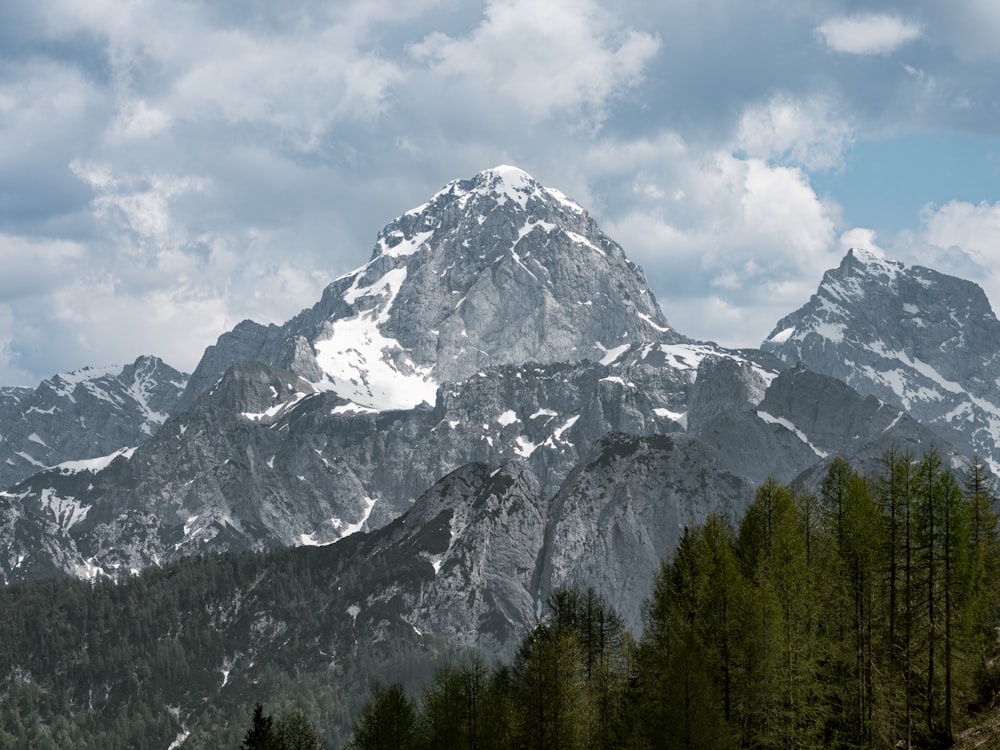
[108,98,172,140]
[0,0,996,385]
[880,200,1000,313]
[69,160,210,250]
[816,14,922,56]
[921,200,1000,257]
[586,133,840,348]
[407,0,660,129]
[735,93,854,171]
[0,235,87,299]
[838,227,884,255]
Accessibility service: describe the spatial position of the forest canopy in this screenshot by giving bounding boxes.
[346,448,1000,750]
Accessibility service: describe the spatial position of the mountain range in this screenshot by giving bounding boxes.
[0,166,996,744]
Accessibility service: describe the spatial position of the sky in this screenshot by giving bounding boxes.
[1,0,999,385]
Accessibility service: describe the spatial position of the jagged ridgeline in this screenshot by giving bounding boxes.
[0,168,984,589]
[1,451,997,749]
[2,167,1000,748]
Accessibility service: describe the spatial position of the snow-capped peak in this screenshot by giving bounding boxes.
[186,166,678,416]
[764,247,1000,470]
[845,247,903,280]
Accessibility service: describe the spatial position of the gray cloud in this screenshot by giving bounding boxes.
[0,0,997,383]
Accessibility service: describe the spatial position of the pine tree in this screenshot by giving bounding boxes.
[963,454,1000,702]
[274,707,325,750]
[241,704,279,750]
[348,683,419,750]
[510,623,590,750]
[639,525,734,750]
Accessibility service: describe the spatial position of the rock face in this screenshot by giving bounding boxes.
[539,433,752,633]
[762,248,1000,467]
[0,177,973,602]
[339,435,753,652]
[0,356,187,490]
[181,166,678,409]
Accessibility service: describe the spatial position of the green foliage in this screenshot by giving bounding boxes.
[346,683,419,750]
[0,536,475,749]
[3,449,999,750]
[345,447,1000,750]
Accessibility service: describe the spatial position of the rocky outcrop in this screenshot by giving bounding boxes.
[763,248,1000,467]
[181,166,679,409]
[0,356,187,491]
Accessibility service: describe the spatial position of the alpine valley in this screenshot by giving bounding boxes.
[1,167,997,747]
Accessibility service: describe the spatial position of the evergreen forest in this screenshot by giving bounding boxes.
[346,448,1000,750]
[2,448,999,750]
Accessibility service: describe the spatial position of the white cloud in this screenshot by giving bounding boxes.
[735,93,854,171]
[69,160,209,249]
[1,0,997,384]
[921,200,1000,256]
[109,99,172,140]
[588,134,840,348]
[39,0,407,154]
[884,200,1000,314]
[817,14,922,56]
[408,0,660,128]
[839,227,884,255]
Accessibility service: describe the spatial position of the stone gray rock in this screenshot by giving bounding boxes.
[0,356,187,491]
[181,166,679,409]
[538,433,753,633]
[762,248,1000,468]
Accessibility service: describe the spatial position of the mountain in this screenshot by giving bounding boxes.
[0,175,960,586]
[762,247,1000,468]
[1,339,940,584]
[0,356,187,491]
[0,436,755,746]
[180,165,678,409]
[0,170,995,746]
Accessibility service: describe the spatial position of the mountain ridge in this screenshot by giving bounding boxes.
[763,246,1000,469]
[181,166,677,410]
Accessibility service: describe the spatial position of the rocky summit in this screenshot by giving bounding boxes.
[0,170,975,628]
[762,247,1000,468]
[0,356,187,490]
[181,165,679,411]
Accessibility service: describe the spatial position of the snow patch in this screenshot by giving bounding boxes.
[315,265,438,411]
[242,390,311,422]
[530,408,558,420]
[377,228,434,258]
[331,496,377,540]
[768,326,796,344]
[514,436,538,458]
[757,411,829,458]
[637,312,670,333]
[654,407,688,428]
[56,447,136,474]
[39,488,91,532]
[552,415,579,442]
[497,410,518,426]
[598,343,630,365]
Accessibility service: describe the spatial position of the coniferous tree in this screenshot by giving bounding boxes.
[510,622,590,750]
[963,454,1000,702]
[639,525,734,750]
[275,707,325,750]
[242,704,279,750]
[348,683,419,750]
[419,660,490,750]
